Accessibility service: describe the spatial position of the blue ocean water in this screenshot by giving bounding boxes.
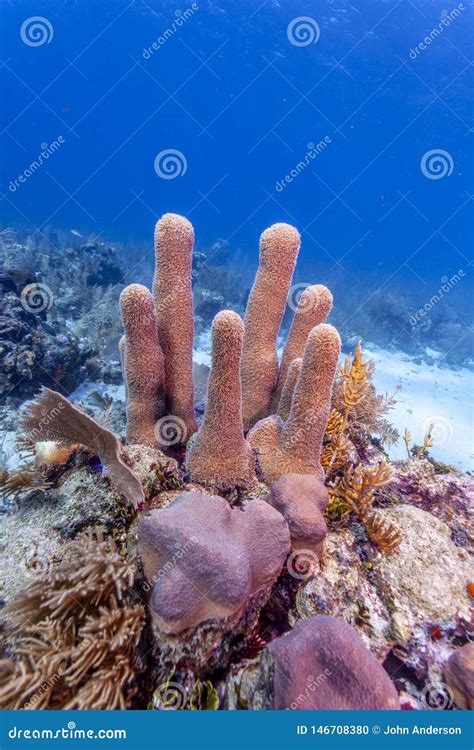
[0,0,473,356]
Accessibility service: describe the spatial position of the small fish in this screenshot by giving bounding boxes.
[70,229,83,238]
[38,319,57,336]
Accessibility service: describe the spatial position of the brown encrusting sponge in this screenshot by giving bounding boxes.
[119,283,165,447]
[186,310,255,490]
[241,222,301,430]
[248,323,341,485]
[153,213,197,442]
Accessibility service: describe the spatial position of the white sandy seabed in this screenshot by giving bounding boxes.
[365,346,474,472]
[195,337,474,472]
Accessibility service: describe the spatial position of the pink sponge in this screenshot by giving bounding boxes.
[268,615,400,710]
[137,491,290,634]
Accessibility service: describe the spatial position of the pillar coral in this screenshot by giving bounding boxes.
[187,310,254,490]
[272,284,333,411]
[241,223,301,431]
[153,213,197,442]
[276,357,302,422]
[248,323,341,485]
[119,284,165,446]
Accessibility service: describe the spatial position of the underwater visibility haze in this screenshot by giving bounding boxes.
[0,0,473,720]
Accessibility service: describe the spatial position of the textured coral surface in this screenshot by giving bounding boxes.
[137,490,290,634]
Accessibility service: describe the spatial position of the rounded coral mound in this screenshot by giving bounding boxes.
[267,616,400,710]
[137,490,291,635]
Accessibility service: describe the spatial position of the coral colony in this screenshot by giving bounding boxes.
[0,213,472,712]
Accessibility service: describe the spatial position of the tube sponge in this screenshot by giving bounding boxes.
[248,323,341,485]
[187,310,255,490]
[153,213,197,443]
[241,223,301,431]
[272,284,333,411]
[120,284,165,447]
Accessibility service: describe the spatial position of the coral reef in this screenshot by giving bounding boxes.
[2,214,472,714]
[241,223,301,430]
[186,310,254,491]
[153,214,197,442]
[120,284,165,446]
[272,284,333,412]
[0,283,90,401]
[248,324,341,485]
[444,643,474,710]
[0,530,144,710]
[21,387,144,509]
[231,616,399,710]
[0,230,125,400]
[276,357,302,422]
[263,474,328,557]
[137,491,290,637]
